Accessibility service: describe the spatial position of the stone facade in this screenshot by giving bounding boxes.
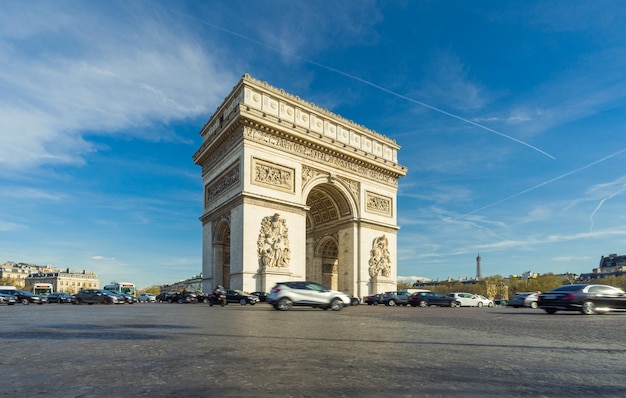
[1,262,99,294]
[25,269,99,294]
[193,74,407,299]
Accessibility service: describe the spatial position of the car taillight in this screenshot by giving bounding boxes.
[271,288,280,293]
[561,294,576,300]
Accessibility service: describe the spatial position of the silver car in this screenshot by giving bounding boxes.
[508,292,540,308]
[267,281,351,311]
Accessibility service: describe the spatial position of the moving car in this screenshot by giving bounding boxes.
[0,288,47,305]
[106,290,137,304]
[251,291,269,302]
[508,292,540,309]
[73,289,123,305]
[447,292,481,307]
[364,293,382,305]
[138,293,156,303]
[408,291,459,307]
[381,291,410,306]
[267,281,351,311]
[169,291,200,303]
[156,292,175,302]
[0,293,17,305]
[474,295,494,307]
[46,292,74,303]
[538,284,626,315]
[225,290,259,305]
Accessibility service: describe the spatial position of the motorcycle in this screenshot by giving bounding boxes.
[209,291,226,307]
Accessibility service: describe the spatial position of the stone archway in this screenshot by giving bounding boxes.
[194,74,406,296]
[212,220,231,289]
[317,237,338,290]
[305,183,354,293]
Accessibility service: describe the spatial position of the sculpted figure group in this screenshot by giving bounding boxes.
[257,213,291,269]
[368,235,391,278]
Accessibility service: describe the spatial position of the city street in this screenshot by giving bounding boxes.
[1,302,625,397]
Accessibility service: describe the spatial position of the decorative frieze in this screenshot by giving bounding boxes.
[252,157,295,193]
[365,191,392,217]
[205,162,240,206]
[244,126,399,187]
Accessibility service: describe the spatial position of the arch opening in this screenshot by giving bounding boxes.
[305,183,354,294]
[213,221,231,289]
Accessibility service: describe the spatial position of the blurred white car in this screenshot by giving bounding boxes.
[138,293,156,303]
[267,281,351,311]
[475,295,494,307]
[447,292,481,307]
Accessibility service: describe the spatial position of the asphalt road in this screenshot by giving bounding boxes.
[1,302,625,397]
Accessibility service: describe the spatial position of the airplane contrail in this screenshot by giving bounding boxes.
[456,148,626,221]
[158,5,555,160]
[588,183,626,233]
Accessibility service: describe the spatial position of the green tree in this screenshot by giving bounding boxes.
[136,285,161,295]
[0,277,18,287]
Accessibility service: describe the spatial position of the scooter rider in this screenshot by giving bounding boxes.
[212,285,227,306]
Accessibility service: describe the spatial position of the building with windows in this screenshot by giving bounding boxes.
[1,262,99,294]
[579,253,626,280]
[25,269,99,294]
[0,262,51,288]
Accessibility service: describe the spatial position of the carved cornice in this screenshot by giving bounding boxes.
[194,116,244,168]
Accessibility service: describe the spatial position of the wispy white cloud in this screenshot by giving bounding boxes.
[0,221,24,232]
[92,256,116,261]
[0,2,235,171]
[417,50,488,111]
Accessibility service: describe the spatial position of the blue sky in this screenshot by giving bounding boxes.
[2,1,626,288]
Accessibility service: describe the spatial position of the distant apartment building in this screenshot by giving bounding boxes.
[579,253,626,281]
[1,261,99,294]
[25,269,99,294]
[0,262,51,288]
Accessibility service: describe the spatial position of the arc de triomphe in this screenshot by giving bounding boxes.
[193,74,407,299]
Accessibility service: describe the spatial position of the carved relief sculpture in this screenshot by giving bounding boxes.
[365,191,392,216]
[368,235,391,278]
[205,163,240,206]
[252,158,294,193]
[257,213,291,269]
